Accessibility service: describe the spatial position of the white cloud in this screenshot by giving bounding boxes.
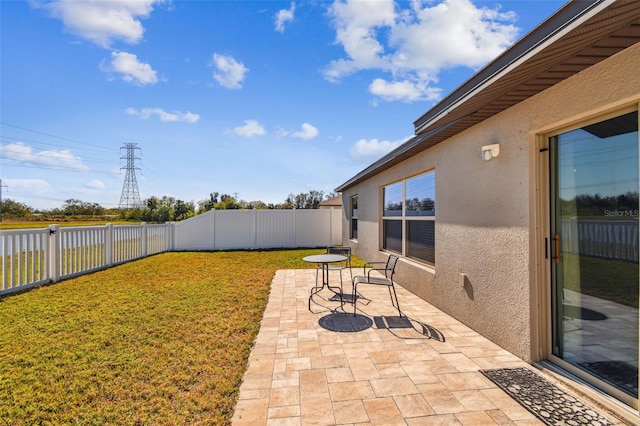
[86,179,105,190]
[102,51,158,86]
[211,53,248,89]
[325,0,395,81]
[126,107,200,123]
[275,2,296,33]
[325,0,519,102]
[36,0,164,48]
[2,178,52,195]
[350,137,407,161]
[1,142,90,171]
[291,123,319,140]
[390,0,517,71]
[233,120,266,137]
[369,78,441,103]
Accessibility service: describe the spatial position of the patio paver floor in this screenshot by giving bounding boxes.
[231,268,626,425]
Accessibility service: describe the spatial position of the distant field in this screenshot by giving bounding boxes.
[0,220,136,230]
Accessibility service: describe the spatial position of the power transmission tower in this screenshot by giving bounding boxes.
[119,143,142,209]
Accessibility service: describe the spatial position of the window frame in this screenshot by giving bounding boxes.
[381,170,435,266]
[350,195,358,240]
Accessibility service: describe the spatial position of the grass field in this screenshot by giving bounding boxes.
[0,249,335,425]
[561,253,639,308]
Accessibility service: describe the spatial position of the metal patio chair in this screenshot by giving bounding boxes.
[315,246,353,296]
[352,255,401,317]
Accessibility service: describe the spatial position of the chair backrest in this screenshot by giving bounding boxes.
[327,246,351,266]
[384,255,399,279]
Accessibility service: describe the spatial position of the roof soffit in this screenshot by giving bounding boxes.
[414,0,640,135]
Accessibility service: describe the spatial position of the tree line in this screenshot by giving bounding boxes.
[0,190,337,223]
[560,191,639,217]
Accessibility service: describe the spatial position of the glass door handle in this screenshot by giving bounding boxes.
[554,233,561,264]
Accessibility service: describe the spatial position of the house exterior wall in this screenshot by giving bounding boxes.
[341,42,640,362]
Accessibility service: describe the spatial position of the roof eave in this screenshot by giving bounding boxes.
[412,0,608,134]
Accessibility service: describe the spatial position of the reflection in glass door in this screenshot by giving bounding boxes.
[550,111,639,405]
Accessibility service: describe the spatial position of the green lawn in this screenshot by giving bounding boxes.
[562,253,638,308]
[0,249,335,425]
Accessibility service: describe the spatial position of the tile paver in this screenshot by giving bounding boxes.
[231,268,627,425]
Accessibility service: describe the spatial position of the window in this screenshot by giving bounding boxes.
[382,171,435,265]
[350,195,358,240]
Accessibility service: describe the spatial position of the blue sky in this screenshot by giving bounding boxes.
[1,0,566,210]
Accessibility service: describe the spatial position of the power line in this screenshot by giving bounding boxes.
[0,135,115,155]
[0,162,119,176]
[0,148,119,166]
[0,124,120,174]
[0,121,111,151]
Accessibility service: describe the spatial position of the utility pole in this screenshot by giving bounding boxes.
[118,143,142,209]
[0,179,7,223]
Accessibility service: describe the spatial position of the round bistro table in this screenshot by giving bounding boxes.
[303,254,348,310]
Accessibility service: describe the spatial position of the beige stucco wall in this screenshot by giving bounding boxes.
[341,42,640,362]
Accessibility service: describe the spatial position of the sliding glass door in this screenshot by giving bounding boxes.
[549,111,639,405]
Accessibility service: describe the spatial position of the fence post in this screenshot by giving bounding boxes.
[105,223,113,267]
[212,209,216,250]
[48,224,60,283]
[254,209,258,249]
[329,208,334,246]
[166,222,174,252]
[293,208,297,248]
[141,222,148,257]
[1,233,7,290]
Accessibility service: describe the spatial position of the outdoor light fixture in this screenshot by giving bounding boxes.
[481,143,500,161]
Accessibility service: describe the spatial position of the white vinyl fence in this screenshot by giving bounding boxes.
[174,208,342,251]
[1,209,342,295]
[561,219,638,262]
[1,222,174,296]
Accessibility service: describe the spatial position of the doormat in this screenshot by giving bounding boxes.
[579,361,638,398]
[318,312,372,333]
[481,368,612,426]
